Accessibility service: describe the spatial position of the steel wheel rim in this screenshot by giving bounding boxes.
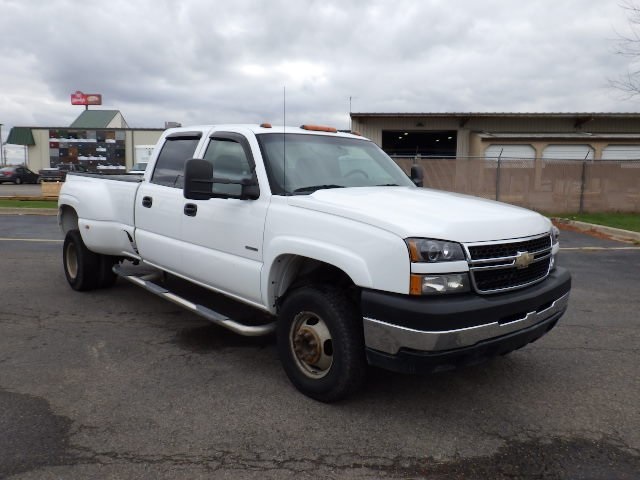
[65,242,78,279]
[289,311,333,379]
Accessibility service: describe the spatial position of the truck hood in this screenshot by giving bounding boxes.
[287,187,551,243]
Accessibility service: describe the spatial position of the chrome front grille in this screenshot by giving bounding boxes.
[465,234,553,294]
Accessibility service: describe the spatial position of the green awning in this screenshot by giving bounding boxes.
[6,127,35,146]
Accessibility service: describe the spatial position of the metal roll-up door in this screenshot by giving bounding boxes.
[542,144,594,160]
[484,144,535,160]
[602,145,640,160]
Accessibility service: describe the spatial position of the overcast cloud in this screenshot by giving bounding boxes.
[0,0,637,140]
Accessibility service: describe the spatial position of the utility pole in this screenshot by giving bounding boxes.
[0,124,4,166]
[349,96,354,131]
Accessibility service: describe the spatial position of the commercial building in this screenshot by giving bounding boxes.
[351,112,640,212]
[350,112,640,160]
[6,110,164,173]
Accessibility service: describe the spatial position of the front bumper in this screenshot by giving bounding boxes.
[361,267,571,373]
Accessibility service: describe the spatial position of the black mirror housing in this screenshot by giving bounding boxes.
[410,164,424,187]
[183,158,260,200]
[184,159,214,200]
[239,180,260,200]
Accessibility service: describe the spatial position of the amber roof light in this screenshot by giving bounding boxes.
[300,124,337,133]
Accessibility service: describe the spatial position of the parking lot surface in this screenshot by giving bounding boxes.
[0,215,639,479]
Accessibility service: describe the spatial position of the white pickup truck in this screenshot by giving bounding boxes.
[58,124,571,401]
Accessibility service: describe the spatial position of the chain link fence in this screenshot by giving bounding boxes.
[391,156,640,213]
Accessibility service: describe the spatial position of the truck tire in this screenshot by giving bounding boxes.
[63,229,101,291]
[277,285,366,402]
[97,255,119,288]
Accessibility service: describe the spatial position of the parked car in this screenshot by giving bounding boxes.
[39,164,88,182]
[128,162,148,174]
[0,166,40,184]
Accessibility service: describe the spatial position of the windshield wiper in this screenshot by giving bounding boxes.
[292,184,344,194]
[375,183,400,186]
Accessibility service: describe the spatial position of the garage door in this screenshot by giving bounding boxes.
[484,144,535,160]
[602,145,640,160]
[542,144,594,160]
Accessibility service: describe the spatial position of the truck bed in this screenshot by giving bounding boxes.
[68,172,144,182]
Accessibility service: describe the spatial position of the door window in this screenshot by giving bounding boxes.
[204,138,253,196]
[151,134,201,188]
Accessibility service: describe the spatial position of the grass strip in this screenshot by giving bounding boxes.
[0,199,58,209]
[555,212,640,233]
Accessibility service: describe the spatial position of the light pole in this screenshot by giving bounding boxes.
[0,123,4,166]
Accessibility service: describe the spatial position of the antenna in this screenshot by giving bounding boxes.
[283,86,286,194]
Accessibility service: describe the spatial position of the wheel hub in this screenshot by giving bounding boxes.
[65,243,78,279]
[293,327,321,365]
[289,312,333,378]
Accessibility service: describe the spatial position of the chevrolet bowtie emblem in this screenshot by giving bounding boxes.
[514,251,534,269]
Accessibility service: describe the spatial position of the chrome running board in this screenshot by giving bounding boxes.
[113,265,275,337]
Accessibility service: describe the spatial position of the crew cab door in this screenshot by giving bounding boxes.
[134,131,203,272]
[179,131,267,305]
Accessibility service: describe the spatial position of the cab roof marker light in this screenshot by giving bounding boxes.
[300,125,338,133]
[260,123,272,128]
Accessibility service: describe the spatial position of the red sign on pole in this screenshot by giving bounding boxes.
[70,91,102,105]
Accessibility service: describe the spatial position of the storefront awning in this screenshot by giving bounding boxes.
[6,127,35,146]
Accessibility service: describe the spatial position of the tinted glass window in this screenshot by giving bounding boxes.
[151,137,201,187]
[203,138,253,195]
[257,134,414,195]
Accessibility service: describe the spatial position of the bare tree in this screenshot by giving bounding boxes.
[612,1,640,96]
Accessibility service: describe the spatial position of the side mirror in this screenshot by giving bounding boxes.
[410,164,424,187]
[183,158,260,200]
[184,159,214,200]
[239,180,260,200]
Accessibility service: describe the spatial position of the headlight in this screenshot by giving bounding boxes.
[405,238,466,262]
[551,225,560,245]
[410,273,471,295]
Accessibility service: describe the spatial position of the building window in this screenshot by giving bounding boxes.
[382,130,457,157]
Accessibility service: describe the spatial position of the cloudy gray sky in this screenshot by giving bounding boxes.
[0,0,638,142]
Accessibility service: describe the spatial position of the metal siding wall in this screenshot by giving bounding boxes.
[355,115,640,135]
[26,129,51,171]
[124,130,163,168]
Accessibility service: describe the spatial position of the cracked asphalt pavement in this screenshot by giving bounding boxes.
[0,215,639,479]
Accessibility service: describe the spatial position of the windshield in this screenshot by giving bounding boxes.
[257,133,415,195]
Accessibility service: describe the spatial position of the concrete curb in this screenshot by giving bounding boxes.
[553,217,640,243]
[0,208,58,216]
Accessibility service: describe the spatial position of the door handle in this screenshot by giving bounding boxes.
[142,196,153,208]
[184,203,198,217]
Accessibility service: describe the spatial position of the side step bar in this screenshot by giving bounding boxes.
[113,265,276,337]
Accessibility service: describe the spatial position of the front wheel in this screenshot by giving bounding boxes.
[277,285,366,402]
